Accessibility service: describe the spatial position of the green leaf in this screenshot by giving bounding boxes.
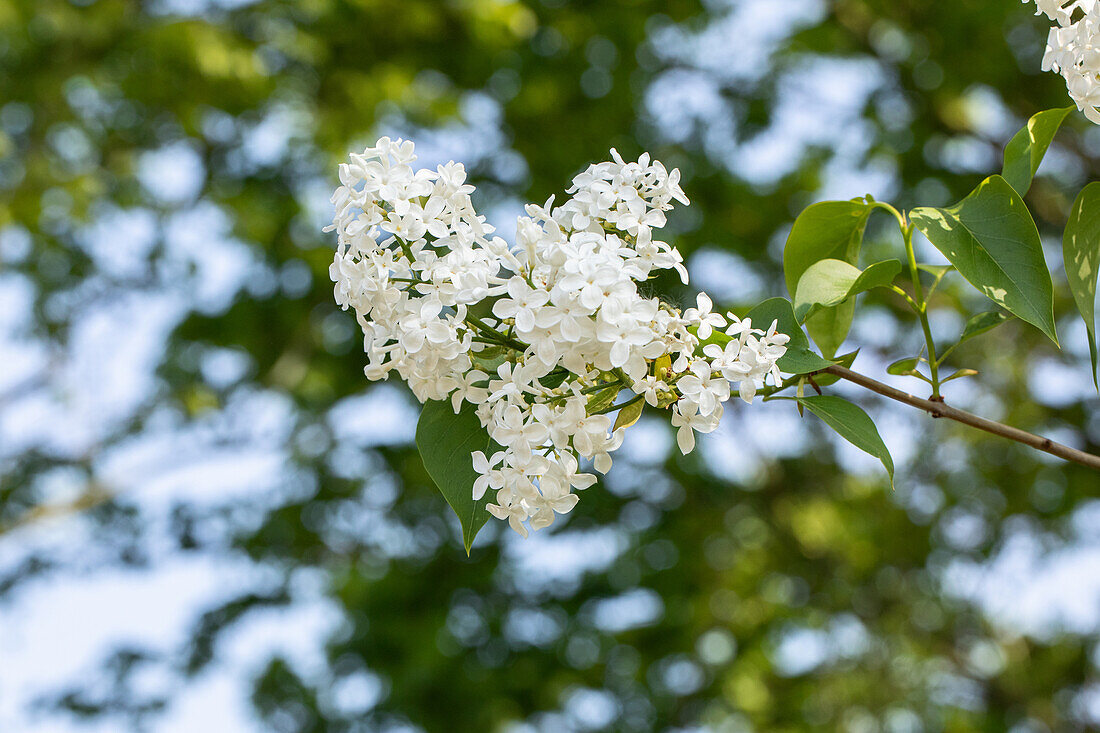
[765,350,829,375]
[745,297,832,374]
[797,395,894,487]
[783,200,876,293]
[809,349,859,388]
[586,386,621,415]
[613,398,644,430]
[1001,106,1074,196]
[783,200,874,357]
[936,310,1012,365]
[689,325,730,350]
[804,305,854,362]
[1063,182,1100,388]
[959,310,1011,342]
[935,311,1010,365]
[941,368,979,383]
[653,354,672,380]
[778,350,835,375]
[744,298,804,346]
[886,357,922,376]
[916,263,954,279]
[471,346,508,375]
[416,399,499,554]
[909,175,1057,344]
[793,258,902,322]
[917,262,954,297]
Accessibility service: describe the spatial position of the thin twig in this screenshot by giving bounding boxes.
[591,392,643,416]
[0,484,117,539]
[823,364,1100,471]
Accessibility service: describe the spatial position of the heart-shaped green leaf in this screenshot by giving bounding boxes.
[797,395,894,487]
[783,200,874,357]
[416,398,499,554]
[1063,182,1100,388]
[793,258,902,322]
[910,175,1057,344]
[1001,106,1074,196]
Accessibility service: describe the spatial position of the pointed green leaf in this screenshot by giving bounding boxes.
[613,397,644,430]
[1063,182,1100,388]
[585,386,620,415]
[941,368,979,383]
[959,310,1011,342]
[805,304,854,362]
[745,297,832,374]
[917,262,954,297]
[797,395,894,487]
[1001,106,1074,196]
[744,297,806,348]
[783,201,876,294]
[886,357,922,376]
[416,399,499,554]
[910,175,1057,344]
[959,308,1007,347]
[777,350,835,375]
[937,310,1013,364]
[793,258,902,322]
[783,200,874,357]
[916,263,954,279]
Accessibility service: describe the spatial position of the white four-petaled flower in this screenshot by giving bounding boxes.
[1028,0,1100,123]
[327,137,788,538]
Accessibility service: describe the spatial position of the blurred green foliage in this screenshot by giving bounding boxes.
[2,0,1100,731]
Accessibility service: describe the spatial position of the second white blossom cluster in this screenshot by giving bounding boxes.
[1030,0,1100,123]
[326,137,788,537]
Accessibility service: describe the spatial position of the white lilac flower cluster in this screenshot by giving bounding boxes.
[1029,0,1100,123]
[326,137,789,537]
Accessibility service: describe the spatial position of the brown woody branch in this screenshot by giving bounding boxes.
[823,364,1100,471]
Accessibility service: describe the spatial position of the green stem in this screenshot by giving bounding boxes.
[612,367,633,384]
[535,379,624,408]
[900,220,941,399]
[935,342,961,367]
[869,201,907,232]
[465,317,528,353]
[758,372,804,399]
[581,381,621,395]
[889,284,920,311]
[591,392,643,416]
